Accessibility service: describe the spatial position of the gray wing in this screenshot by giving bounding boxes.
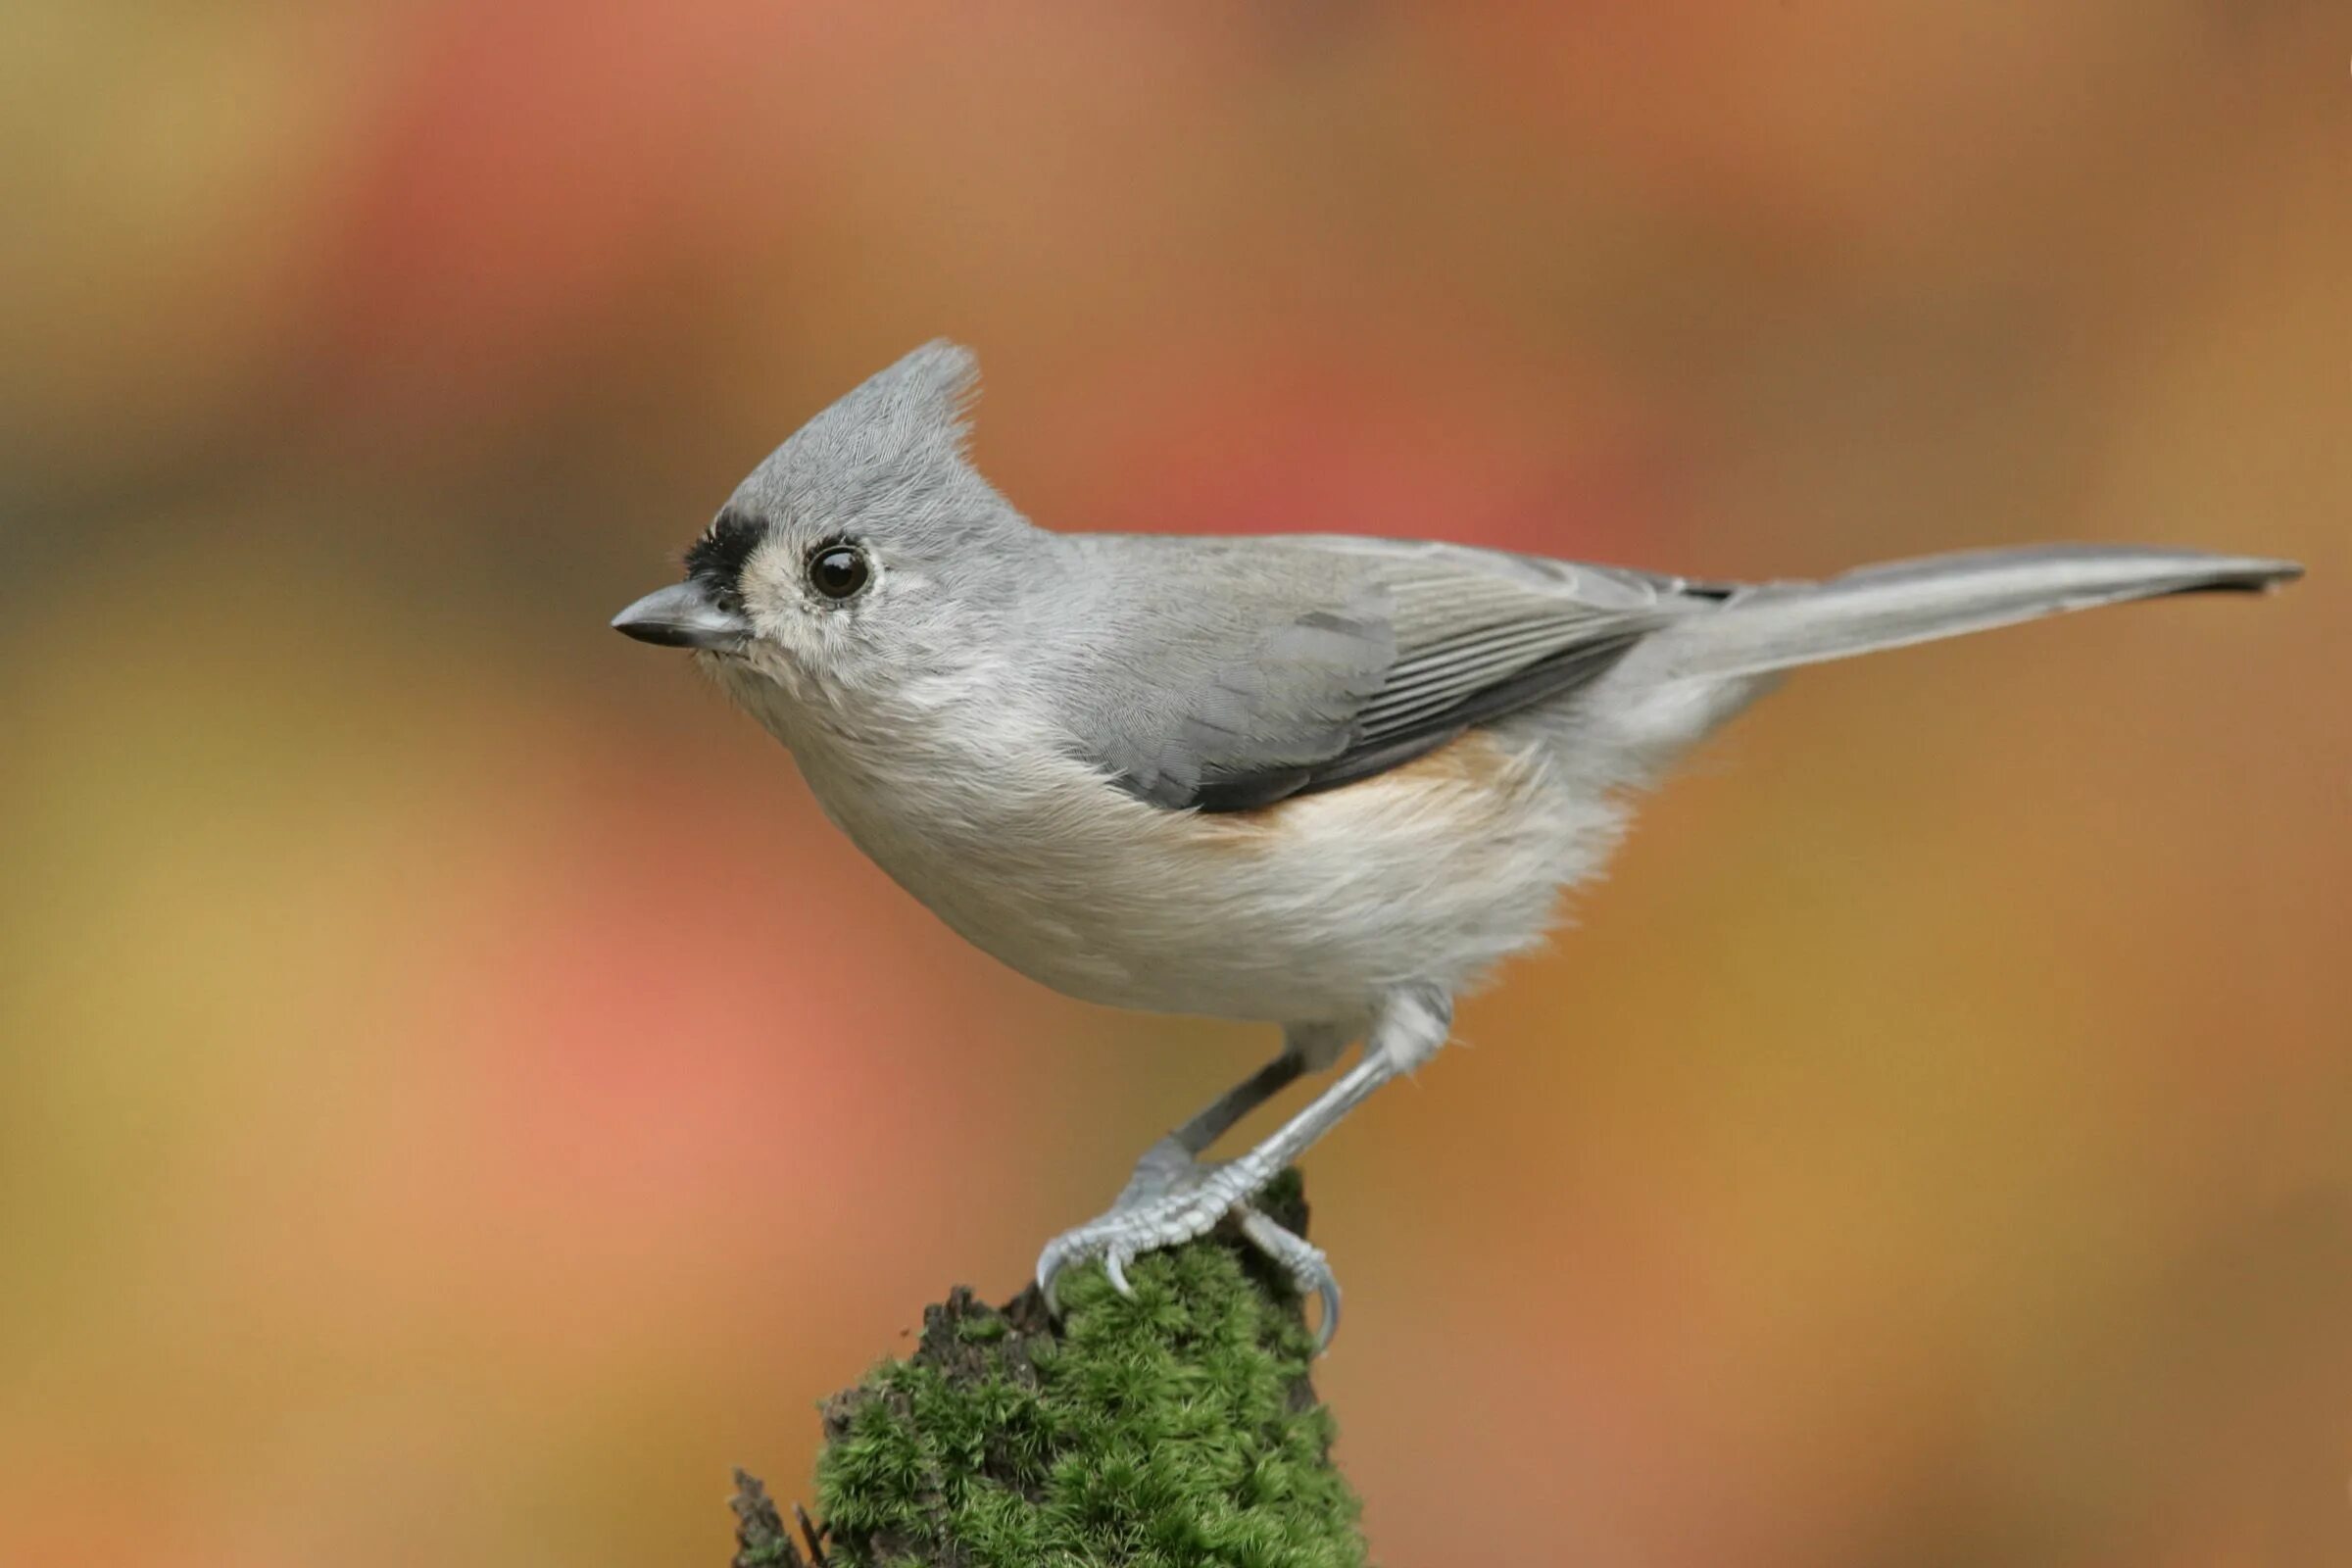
[1057,534,1729,812]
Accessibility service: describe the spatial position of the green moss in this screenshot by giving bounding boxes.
[954,1311,1011,1345]
[812,1179,1363,1568]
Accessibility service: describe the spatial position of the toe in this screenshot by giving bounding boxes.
[1237,1208,1344,1354]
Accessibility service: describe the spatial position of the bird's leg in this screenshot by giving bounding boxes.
[1107,1035,1320,1201]
[1036,985,1452,1350]
[1105,1037,1327,1315]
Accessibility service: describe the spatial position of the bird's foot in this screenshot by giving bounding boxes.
[1035,1136,1341,1350]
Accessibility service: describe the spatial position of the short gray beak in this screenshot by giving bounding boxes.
[611,581,752,651]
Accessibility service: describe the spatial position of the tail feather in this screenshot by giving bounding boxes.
[1646,545,2301,684]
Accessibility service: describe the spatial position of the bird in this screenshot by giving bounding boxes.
[612,341,2300,1349]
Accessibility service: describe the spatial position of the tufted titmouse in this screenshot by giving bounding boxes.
[613,342,2299,1348]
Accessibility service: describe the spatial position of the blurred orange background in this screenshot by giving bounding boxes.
[4,4,2346,1564]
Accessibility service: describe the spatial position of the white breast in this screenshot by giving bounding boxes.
[748,673,1631,1026]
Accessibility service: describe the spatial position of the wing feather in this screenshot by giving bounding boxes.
[1060,534,1723,812]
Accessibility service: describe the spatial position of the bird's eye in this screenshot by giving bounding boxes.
[808,543,870,601]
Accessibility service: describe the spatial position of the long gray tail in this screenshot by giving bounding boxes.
[1646,544,2301,685]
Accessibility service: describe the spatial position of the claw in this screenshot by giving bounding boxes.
[1312,1276,1341,1353]
[1237,1208,1343,1353]
[1103,1249,1132,1298]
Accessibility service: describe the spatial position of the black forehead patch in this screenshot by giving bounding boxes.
[683,511,768,590]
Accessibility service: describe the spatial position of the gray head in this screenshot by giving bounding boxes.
[612,341,1051,713]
